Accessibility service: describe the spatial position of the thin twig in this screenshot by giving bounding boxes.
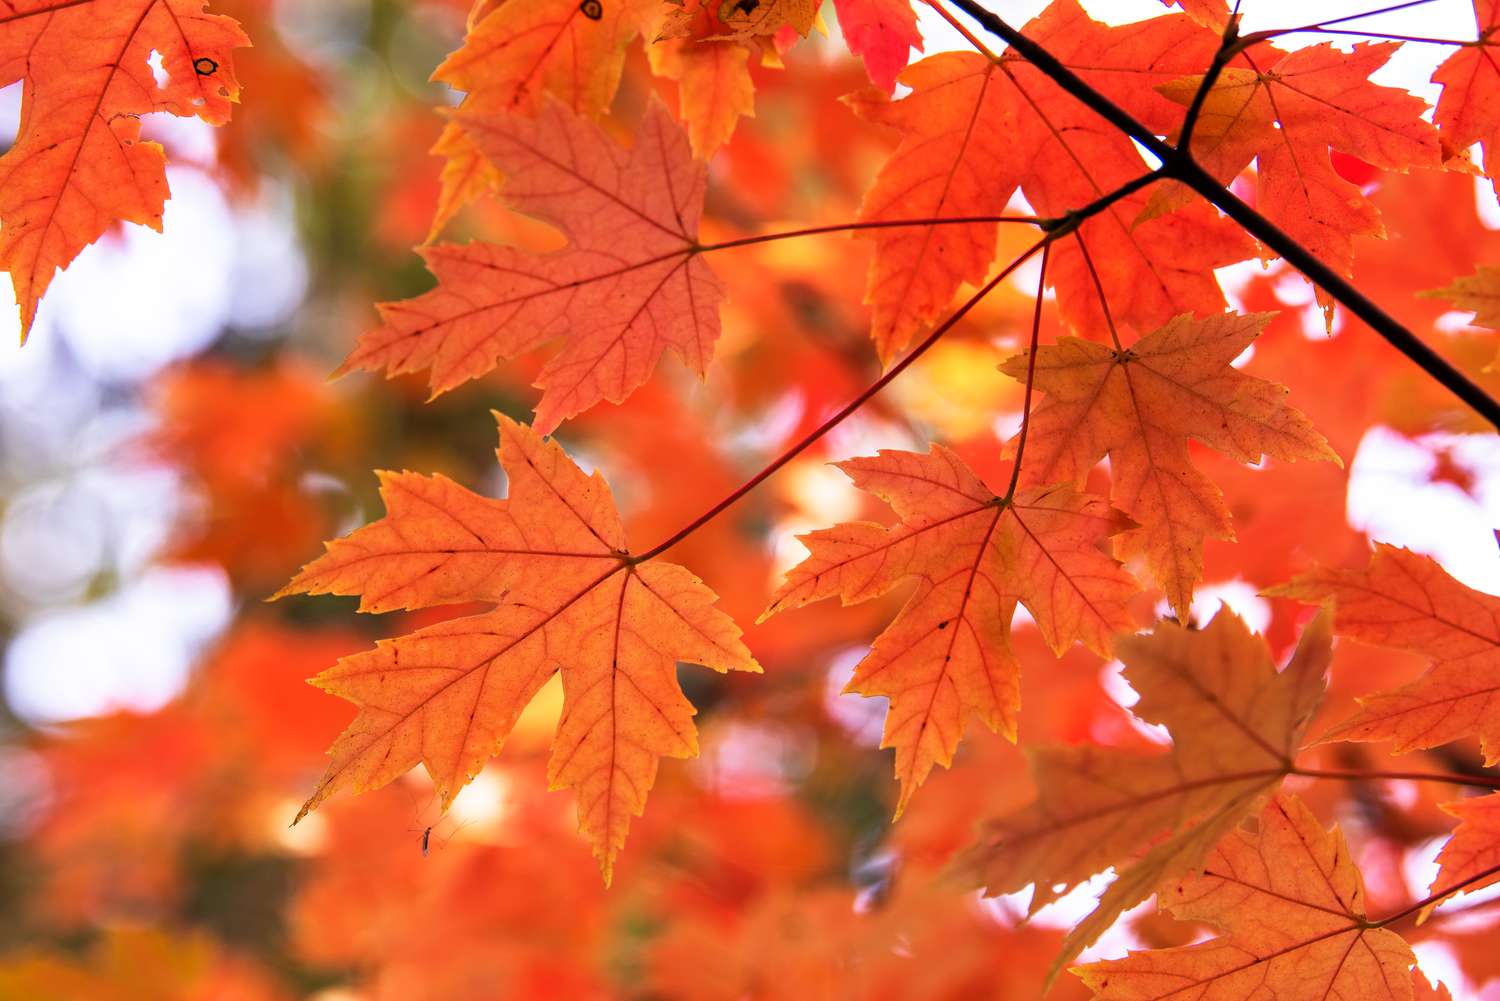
[1072,230,1122,351]
[1003,241,1051,502]
[699,215,1042,254]
[1291,765,1500,790]
[637,236,1047,561]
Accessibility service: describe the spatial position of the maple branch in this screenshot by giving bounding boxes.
[1371,862,1500,928]
[697,215,1042,254]
[1290,765,1500,790]
[1003,241,1051,502]
[1177,12,1242,152]
[937,0,1500,431]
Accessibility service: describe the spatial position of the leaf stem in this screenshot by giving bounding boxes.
[935,0,1500,431]
[920,0,1000,61]
[637,234,1049,562]
[1178,13,1240,151]
[1372,862,1500,928]
[1002,241,1050,502]
[1290,765,1500,790]
[1072,230,1122,351]
[697,215,1041,254]
[639,169,1158,561]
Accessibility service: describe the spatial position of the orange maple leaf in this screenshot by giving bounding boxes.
[1424,265,1500,330]
[0,0,247,339]
[1158,40,1443,319]
[965,609,1330,973]
[657,0,819,44]
[276,414,759,882]
[1269,544,1500,764]
[1430,793,1500,909]
[831,0,921,93]
[760,444,1138,813]
[647,38,757,159]
[850,1,1253,359]
[340,100,725,434]
[998,311,1339,618]
[423,0,655,236]
[1074,793,1420,1001]
[1432,2,1500,194]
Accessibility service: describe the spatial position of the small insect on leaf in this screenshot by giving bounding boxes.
[421,826,432,858]
[579,0,603,20]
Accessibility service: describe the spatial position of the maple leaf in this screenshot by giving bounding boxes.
[648,38,757,159]
[1414,971,1454,1001]
[964,608,1330,971]
[832,0,922,93]
[657,0,819,44]
[422,0,654,236]
[1431,2,1500,194]
[760,444,1139,812]
[1074,793,1420,1001]
[1424,265,1500,330]
[339,99,725,434]
[0,0,247,339]
[1156,0,1228,29]
[1430,793,1500,907]
[998,312,1339,618]
[849,2,1253,359]
[845,53,1026,362]
[1158,41,1443,319]
[1269,544,1500,764]
[275,414,759,881]
[432,0,648,119]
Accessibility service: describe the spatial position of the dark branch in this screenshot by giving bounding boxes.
[939,0,1500,431]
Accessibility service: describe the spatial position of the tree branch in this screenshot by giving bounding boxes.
[938,0,1500,431]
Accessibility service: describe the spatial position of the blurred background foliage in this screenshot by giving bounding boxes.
[0,1,1499,999]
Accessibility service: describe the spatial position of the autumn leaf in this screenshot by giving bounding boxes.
[423,0,653,236]
[999,311,1339,618]
[0,0,247,339]
[849,2,1253,359]
[760,444,1138,812]
[275,414,759,881]
[340,99,725,434]
[832,0,922,93]
[1074,793,1419,1001]
[1423,265,1500,339]
[1414,971,1454,1001]
[648,38,757,159]
[657,0,819,44]
[964,608,1331,972]
[1269,544,1500,764]
[1156,0,1228,29]
[845,53,1026,362]
[1158,41,1443,319]
[432,0,649,118]
[1429,793,1500,909]
[1431,2,1500,193]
